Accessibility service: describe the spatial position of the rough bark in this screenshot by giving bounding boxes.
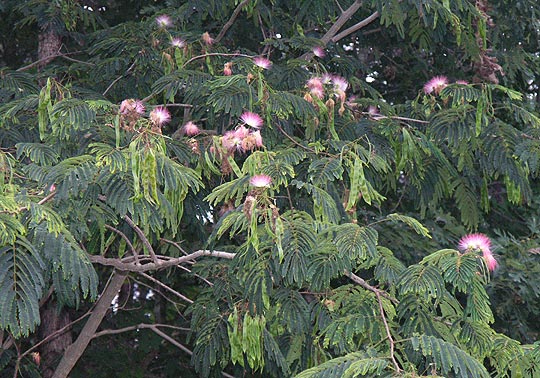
[37,25,62,68]
[38,301,72,378]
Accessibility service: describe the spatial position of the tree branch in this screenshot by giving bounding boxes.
[331,11,380,43]
[51,270,128,378]
[16,51,92,72]
[88,249,236,272]
[92,323,189,338]
[375,292,401,373]
[320,0,363,45]
[105,224,139,264]
[102,59,137,96]
[346,271,399,305]
[123,215,158,264]
[182,52,254,68]
[215,0,251,44]
[138,271,194,304]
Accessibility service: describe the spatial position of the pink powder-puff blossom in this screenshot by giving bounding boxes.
[156,15,172,28]
[251,130,263,147]
[253,56,272,69]
[458,233,498,272]
[311,87,325,99]
[120,99,145,115]
[307,77,323,90]
[332,76,349,92]
[149,106,171,126]
[202,32,214,46]
[171,37,186,48]
[321,73,333,84]
[313,46,326,58]
[222,131,241,151]
[234,125,250,139]
[424,75,448,95]
[240,111,264,129]
[183,121,200,136]
[484,253,498,272]
[249,174,272,188]
[223,62,233,76]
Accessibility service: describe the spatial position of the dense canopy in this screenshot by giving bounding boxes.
[1,0,540,377]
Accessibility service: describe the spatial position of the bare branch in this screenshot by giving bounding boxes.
[93,323,189,338]
[89,249,236,272]
[138,271,194,304]
[105,224,139,263]
[16,51,92,72]
[182,52,254,68]
[320,0,363,45]
[160,238,188,256]
[19,311,91,361]
[215,0,251,44]
[123,215,158,264]
[346,271,399,305]
[331,11,380,43]
[103,59,137,96]
[375,292,401,373]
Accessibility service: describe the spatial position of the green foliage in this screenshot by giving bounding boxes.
[1,0,539,377]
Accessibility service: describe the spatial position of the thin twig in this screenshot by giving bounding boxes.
[215,0,251,43]
[16,51,90,72]
[365,113,430,124]
[375,292,401,373]
[105,224,139,264]
[19,310,92,361]
[347,271,399,305]
[177,264,215,286]
[138,272,194,304]
[183,52,254,67]
[123,215,158,264]
[93,323,190,338]
[103,59,138,96]
[160,238,188,256]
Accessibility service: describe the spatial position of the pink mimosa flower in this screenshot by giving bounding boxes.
[222,131,241,151]
[251,130,263,147]
[223,62,233,76]
[234,125,250,139]
[332,76,349,92]
[458,233,498,272]
[368,105,379,116]
[307,77,323,90]
[249,174,272,187]
[321,73,333,84]
[120,99,145,115]
[240,111,263,129]
[201,32,214,46]
[313,46,326,58]
[310,86,324,99]
[149,106,171,126]
[484,253,498,271]
[171,37,186,48]
[156,15,172,28]
[424,75,448,94]
[253,57,272,69]
[183,121,200,136]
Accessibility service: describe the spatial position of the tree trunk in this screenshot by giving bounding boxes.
[52,270,128,378]
[37,25,62,68]
[38,301,72,378]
